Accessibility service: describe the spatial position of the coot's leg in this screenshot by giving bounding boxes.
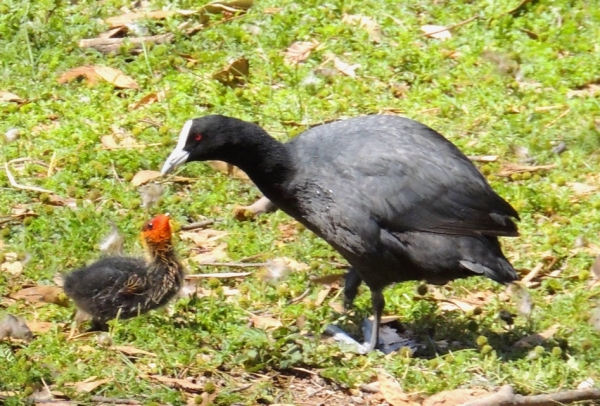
[366,288,385,352]
[89,319,109,332]
[343,267,362,310]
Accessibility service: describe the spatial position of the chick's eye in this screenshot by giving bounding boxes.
[147,222,153,229]
[195,134,202,141]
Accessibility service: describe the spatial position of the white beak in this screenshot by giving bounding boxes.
[161,149,190,175]
[160,120,194,175]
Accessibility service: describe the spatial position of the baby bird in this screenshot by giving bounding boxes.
[63,214,184,331]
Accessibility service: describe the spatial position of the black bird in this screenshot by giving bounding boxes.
[63,214,184,331]
[161,115,519,352]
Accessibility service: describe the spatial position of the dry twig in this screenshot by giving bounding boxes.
[423,16,479,37]
[4,161,54,194]
[180,219,216,230]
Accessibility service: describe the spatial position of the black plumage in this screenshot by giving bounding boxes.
[161,114,519,352]
[63,214,184,330]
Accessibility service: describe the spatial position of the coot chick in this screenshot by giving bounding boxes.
[63,214,184,331]
[161,115,519,352]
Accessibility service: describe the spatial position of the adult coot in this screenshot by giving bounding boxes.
[161,115,519,352]
[64,214,184,330]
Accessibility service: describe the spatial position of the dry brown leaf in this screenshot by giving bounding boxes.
[311,272,345,285]
[342,14,382,42]
[251,314,283,329]
[421,25,451,39]
[130,92,164,110]
[100,134,119,149]
[105,10,178,28]
[202,0,254,14]
[113,345,157,357]
[10,286,68,306]
[0,91,22,102]
[314,286,332,306]
[378,371,419,406]
[131,170,162,186]
[57,66,100,85]
[497,162,556,177]
[58,66,138,89]
[189,243,228,264]
[27,320,61,334]
[1,258,23,276]
[99,26,127,39]
[207,161,249,179]
[212,57,249,87]
[93,66,139,89]
[567,84,600,99]
[147,375,204,392]
[568,182,598,196]
[66,378,111,393]
[422,388,490,406]
[331,56,360,78]
[283,40,319,64]
[180,229,228,246]
[513,324,559,348]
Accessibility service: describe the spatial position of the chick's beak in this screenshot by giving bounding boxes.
[161,148,189,175]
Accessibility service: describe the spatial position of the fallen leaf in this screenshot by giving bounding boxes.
[314,286,332,306]
[251,314,282,329]
[569,182,598,196]
[10,286,68,306]
[147,375,204,392]
[212,57,249,87]
[180,229,228,246]
[283,40,319,64]
[66,378,111,393]
[513,324,559,348]
[0,91,22,102]
[497,163,556,177]
[342,14,382,42]
[100,134,119,149]
[189,243,228,264]
[58,66,139,89]
[57,66,100,85]
[331,55,360,78]
[422,388,490,406]
[421,25,451,39]
[131,170,162,186]
[378,371,419,406]
[1,259,23,276]
[202,0,254,14]
[105,10,178,28]
[99,26,127,39]
[567,84,600,99]
[93,66,139,89]
[310,272,345,285]
[130,92,159,110]
[207,161,249,179]
[26,320,61,334]
[113,345,157,357]
[0,314,33,342]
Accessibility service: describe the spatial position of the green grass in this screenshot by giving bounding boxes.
[1,0,600,404]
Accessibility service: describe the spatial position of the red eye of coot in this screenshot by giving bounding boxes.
[195,134,202,141]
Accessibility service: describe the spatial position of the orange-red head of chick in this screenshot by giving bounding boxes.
[141,214,172,245]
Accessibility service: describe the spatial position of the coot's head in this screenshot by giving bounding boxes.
[141,214,172,245]
[161,115,236,175]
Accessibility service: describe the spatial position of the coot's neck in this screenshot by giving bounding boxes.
[211,120,294,194]
[145,241,182,277]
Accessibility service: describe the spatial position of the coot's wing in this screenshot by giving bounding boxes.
[289,115,518,237]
